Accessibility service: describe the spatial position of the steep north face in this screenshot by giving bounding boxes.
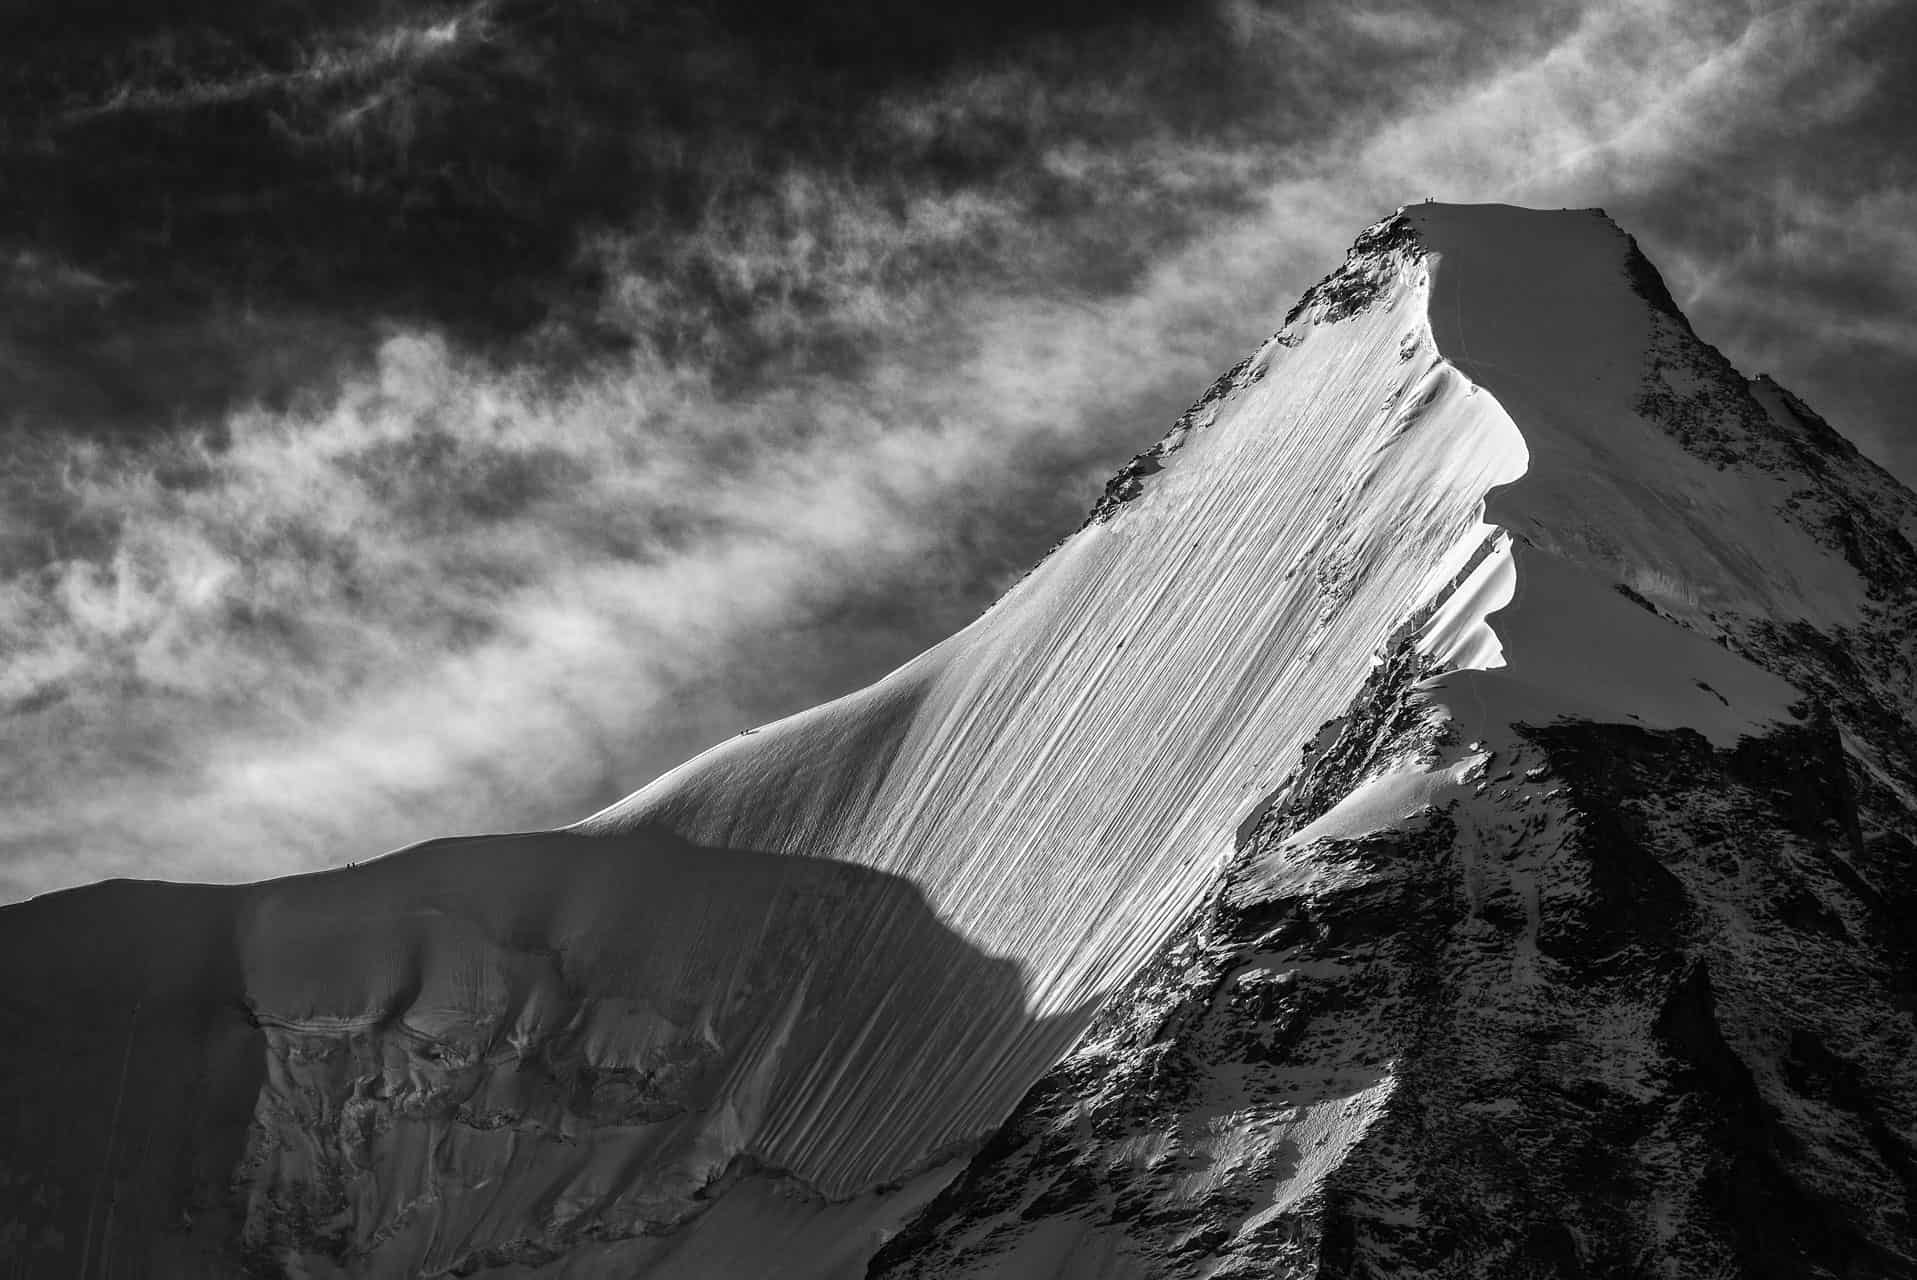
[2,205,1913,1277]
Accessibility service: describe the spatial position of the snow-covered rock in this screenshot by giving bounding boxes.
[3,204,1913,1277]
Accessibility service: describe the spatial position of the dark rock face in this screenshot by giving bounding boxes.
[1504,719,1915,1280]
[1621,233,1689,326]
[873,675,1917,1278]
[1282,213,1425,329]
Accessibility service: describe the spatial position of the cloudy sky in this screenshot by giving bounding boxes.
[2,0,1912,900]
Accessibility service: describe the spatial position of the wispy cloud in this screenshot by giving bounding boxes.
[2,0,1910,899]
[0,148,1251,896]
[60,2,493,124]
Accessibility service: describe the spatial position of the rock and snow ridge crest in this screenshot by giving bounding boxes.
[5,204,1917,1278]
[870,205,1917,1280]
[1105,201,1844,752]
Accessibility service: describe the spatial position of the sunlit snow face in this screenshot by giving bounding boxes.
[1,0,1910,898]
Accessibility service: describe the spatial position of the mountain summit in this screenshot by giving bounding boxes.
[4,204,1914,1278]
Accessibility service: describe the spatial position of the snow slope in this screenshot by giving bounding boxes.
[7,203,1914,1277]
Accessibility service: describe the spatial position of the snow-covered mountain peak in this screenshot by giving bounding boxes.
[868,207,1917,1280]
[6,204,1916,1277]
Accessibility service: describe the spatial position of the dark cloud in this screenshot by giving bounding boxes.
[2,0,1913,899]
[1,0,1581,421]
[3,0,1214,427]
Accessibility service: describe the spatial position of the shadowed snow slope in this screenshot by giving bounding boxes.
[7,205,1916,1277]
